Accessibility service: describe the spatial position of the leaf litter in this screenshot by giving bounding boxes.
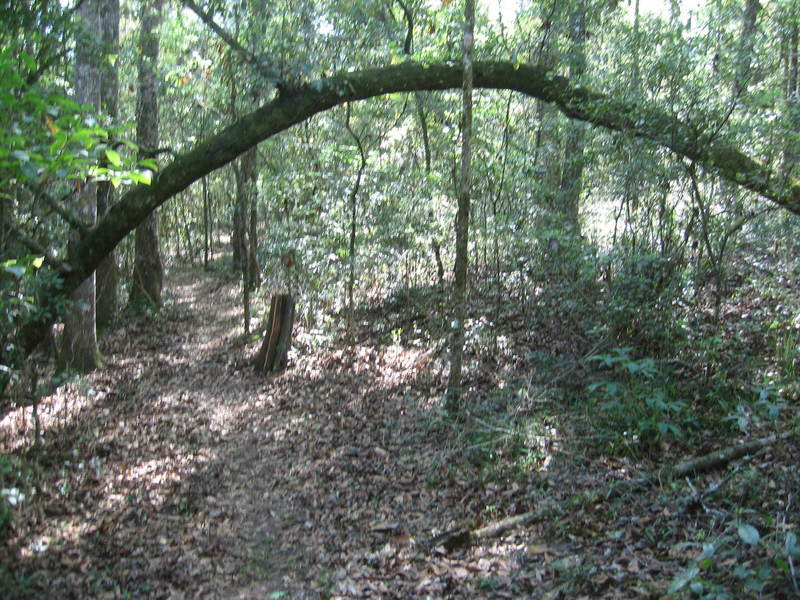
[0,265,798,599]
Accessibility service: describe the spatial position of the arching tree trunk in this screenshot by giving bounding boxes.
[6,59,800,399]
[59,0,101,372]
[129,0,164,311]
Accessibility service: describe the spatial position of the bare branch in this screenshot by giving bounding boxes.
[24,182,88,235]
[182,0,282,84]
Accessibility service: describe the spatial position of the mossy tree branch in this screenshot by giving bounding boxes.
[8,59,799,386]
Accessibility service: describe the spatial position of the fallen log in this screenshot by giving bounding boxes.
[608,430,794,499]
[420,500,558,552]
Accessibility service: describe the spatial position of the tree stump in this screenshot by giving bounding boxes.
[254,294,295,375]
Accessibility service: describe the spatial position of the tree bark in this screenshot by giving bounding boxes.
[129,0,164,311]
[445,0,475,411]
[59,0,101,373]
[248,172,260,290]
[236,145,258,333]
[96,0,119,328]
[557,2,587,233]
[343,103,367,342]
[783,16,799,180]
[202,176,211,268]
[733,0,761,99]
[253,294,295,375]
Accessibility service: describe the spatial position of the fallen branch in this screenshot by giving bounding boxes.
[608,431,795,500]
[423,431,795,553]
[667,432,791,478]
[420,500,558,552]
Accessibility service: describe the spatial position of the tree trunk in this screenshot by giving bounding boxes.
[343,103,367,342]
[236,145,258,333]
[202,176,211,268]
[557,2,587,234]
[254,294,295,375]
[248,176,260,289]
[445,0,475,411]
[783,16,799,180]
[60,0,101,372]
[231,190,246,271]
[532,3,561,215]
[96,0,119,328]
[733,0,762,99]
[129,0,164,311]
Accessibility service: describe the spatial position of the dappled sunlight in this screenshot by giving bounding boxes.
[5,253,799,597]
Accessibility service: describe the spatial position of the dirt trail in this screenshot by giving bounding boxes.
[3,266,515,599]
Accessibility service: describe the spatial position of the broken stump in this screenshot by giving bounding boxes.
[254,293,295,375]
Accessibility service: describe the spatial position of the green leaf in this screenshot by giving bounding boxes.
[10,149,29,163]
[130,170,151,185]
[105,148,122,167]
[20,52,37,72]
[733,564,751,579]
[50,131,68,155]
[668,566,699,593]
[738,524,760,546]
[3,264,25,278]
[688,581,704,595]
[51,95,82,112]
[31,256,44,269]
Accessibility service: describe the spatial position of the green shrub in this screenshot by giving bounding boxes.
[585,347,693,452]
[605,252,686,356]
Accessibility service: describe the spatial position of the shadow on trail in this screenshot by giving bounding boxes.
[4,266,561,599]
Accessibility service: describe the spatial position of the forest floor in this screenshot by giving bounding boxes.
[1,259,798,599]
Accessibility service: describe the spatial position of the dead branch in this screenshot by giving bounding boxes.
[668,432,791,478]
[420,500,558,553]
[608,431,795,500]
[424,431,795,553]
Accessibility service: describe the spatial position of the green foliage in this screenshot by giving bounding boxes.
[0,50,149,190]
[585,348,691,452]
[604,252,686,356]
[669,520,800,597]
[723,385,784,435]
[447,381,556,481]
[0,255,61,391]
[0,453,37,541]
